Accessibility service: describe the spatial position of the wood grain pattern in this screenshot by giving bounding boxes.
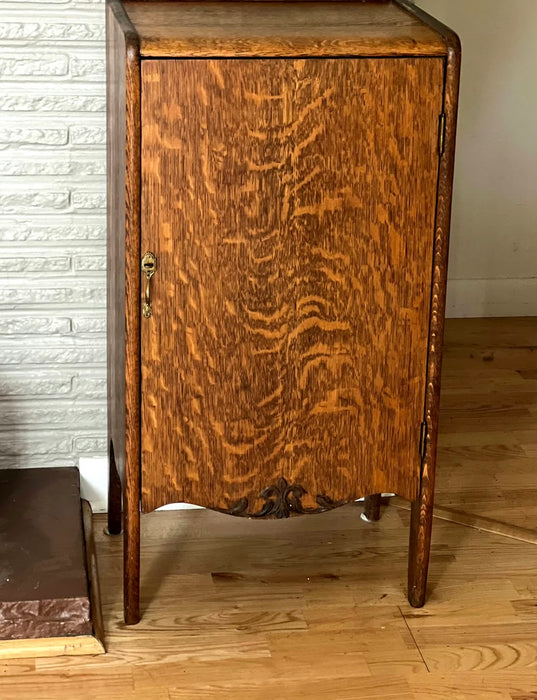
[140,57,444,514]
[109,0,458,623]
[106,0,142,624]
[435,316,537,536]
[123,1,447,58]
[0,636,105,662]
[406,7,460,607]
[399,502,537,546]
[5,318,537,694]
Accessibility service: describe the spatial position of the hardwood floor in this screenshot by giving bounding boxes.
[1,317,536,699]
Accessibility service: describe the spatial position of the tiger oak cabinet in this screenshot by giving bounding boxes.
[106,0,460,624]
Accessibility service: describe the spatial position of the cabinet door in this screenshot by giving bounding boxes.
[140,57,444,514]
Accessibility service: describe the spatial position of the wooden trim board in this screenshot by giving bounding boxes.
[0,635,104,661]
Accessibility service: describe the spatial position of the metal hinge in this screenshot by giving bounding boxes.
[438,113,446,156]
[419,421,428,462]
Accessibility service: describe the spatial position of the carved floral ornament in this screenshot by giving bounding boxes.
[222,477,346,519]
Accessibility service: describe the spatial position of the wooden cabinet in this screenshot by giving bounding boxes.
[106,0,460,624]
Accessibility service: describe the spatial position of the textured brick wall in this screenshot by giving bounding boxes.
[0,0,107,469]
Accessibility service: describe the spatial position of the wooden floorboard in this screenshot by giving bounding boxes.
[1,317,537,698]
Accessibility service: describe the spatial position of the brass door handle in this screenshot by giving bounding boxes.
[141,251,157,318]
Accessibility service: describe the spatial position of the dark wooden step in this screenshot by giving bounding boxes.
[0,468,94,642]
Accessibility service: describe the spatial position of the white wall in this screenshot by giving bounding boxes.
[0,0,107,481]
[417,0,537,317]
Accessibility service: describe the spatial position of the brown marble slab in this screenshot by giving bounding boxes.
[0,468,93,640]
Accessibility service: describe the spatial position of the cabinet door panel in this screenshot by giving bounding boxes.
[140,57,443,513]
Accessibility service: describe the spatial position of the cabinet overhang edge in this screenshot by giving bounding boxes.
[137,52,449,60]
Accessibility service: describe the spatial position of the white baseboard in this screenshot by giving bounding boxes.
[446,277,537,317]
[78,457,108,513]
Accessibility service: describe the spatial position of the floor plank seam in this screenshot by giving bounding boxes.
[392,502,537,545]
[397,605,430,674]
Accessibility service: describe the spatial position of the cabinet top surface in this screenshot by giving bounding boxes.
[121,1,448,57]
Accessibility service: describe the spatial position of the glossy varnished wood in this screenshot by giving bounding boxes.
[123,1,447,57]
[140,56,443,514]
[108,0,459,622]
[406,3,461,607]
[106,0,142,624]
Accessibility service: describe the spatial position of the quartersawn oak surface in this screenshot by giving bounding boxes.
[140,57,443,513]
[123,1,447,57]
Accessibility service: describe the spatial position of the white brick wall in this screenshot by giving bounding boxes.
[0,0,107,471]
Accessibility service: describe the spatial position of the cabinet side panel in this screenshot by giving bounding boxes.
[141,57,444,513]
[107,3,127,487]
[107,2,141,494]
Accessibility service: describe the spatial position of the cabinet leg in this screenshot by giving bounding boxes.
[124,478,141,625]
[106,440,122,536]
[362,493,381,522]
[408,484,434,608]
